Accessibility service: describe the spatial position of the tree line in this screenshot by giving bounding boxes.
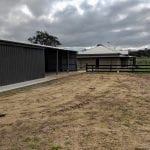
[129,48,150,57]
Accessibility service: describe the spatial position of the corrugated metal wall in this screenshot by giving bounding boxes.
[0,43,45,86]
[60,51,77,71]
[66,51,77,71]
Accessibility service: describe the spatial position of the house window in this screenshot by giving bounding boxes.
[121,58,128,66]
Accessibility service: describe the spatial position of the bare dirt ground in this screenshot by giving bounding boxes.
[0,73,150,150]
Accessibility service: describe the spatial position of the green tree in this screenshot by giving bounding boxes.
[28,31,61,47]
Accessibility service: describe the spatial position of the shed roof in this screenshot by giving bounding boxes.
[0,39,77,52]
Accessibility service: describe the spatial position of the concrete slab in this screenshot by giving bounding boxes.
[0,71,85,93]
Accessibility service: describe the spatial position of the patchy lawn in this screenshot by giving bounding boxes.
[0,73,150,150]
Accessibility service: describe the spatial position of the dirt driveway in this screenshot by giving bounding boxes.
[0,73,150,150]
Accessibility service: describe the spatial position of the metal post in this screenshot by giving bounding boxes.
[133,57,136,65]
[132,65,134,72]
[86,64,87,72]
[110,59,112,72]
[110,64,112,72]
[67,51,69,72]
[56,49,59,75]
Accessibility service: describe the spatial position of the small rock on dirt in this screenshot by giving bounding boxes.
[0,113,6,117]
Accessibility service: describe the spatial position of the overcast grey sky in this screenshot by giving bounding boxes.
[0,0,150,48]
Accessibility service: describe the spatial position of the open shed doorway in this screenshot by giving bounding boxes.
[44,48,77,74]
[45,48,58,72]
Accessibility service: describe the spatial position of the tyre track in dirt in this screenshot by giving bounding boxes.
[0,73,150,150]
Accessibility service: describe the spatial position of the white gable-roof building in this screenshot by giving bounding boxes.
[77,44,135,70]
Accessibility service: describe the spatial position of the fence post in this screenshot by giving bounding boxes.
[76,63,77,71]
[86,64,87,72]
[110,64,112,72]
[132,65,134,72]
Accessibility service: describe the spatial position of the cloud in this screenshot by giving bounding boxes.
[0,0,150,48]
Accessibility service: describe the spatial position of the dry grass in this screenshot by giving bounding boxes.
[0,73,150,150]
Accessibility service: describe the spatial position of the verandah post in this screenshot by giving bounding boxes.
[86,64,87,72]
[67,51,69,73]
[56,49,59,75]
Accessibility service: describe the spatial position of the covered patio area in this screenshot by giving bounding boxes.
[45,48,77,74]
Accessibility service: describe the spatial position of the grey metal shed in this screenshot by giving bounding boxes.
[0,40,77,86]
